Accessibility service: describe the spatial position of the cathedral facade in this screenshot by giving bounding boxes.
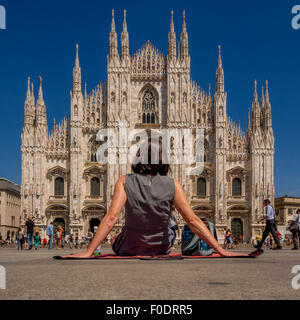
[21,10,275,243]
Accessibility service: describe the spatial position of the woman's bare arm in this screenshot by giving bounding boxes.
[173,178,247,257]
[63,176,127,258]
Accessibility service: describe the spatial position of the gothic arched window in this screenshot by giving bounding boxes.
[151,113,155,124]
[91,177,100,196]
[197,178,206,197]
[232,178,242,196]
[55,177,64,196]
[142,89,156,124]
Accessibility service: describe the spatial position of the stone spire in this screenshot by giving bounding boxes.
[121,10,129,61]
[251,80,261,131]
[31,82,35,106]
[109,9,119,59]
[36,76,47,127]
[24,77,34,126]
[216,45,224,93]
[73,44,82,93]
[37,76,45,106]
[26,76,31,103]
[248,108,251,130]
[264,80,272,128]
[84,82,87,101]
[179,10,189,61]
[260,85,265,128]
[168,10,177,62]
[261,85,265,104]
[265,80,270,103]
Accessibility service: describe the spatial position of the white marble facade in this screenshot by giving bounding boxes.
[21,10,274,243]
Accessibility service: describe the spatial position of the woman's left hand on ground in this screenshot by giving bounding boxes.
[62,251,93,259]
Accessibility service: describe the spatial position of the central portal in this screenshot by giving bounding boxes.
[89,218,101,233]
[231,218,243,240]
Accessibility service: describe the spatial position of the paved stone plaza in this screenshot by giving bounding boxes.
[0,246,299,300]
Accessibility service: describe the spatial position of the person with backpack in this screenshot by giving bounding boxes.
[181,219,219,256]
[254,199,282,250]
[289,209,300,250]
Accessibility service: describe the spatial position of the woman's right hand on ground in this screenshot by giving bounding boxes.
[218,249,248,257]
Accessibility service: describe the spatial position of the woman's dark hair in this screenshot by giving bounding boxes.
[131,135,170,176]
[264,199,271,205]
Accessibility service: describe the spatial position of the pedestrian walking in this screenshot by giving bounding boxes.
[46,222,54,249]
[63,234,69,248]
[80,236,87,249]
[16,228,24,250]
[24,233,29,250]
[69,233,74,249]
[266,238,270,249]
[270,237,273,249]
[34,229,40,250]
[106,232,111,244]
[6,231,11,246]
[234,236,239,246]
[86,229,93,247]
[239,234,243,244]
[287,234,292,246]
[289,209,300,250]
[75,233,79,249]
[25,216,35,250]
[256,234,262,247]
[225,229,234,249]
[56,226,63,250]
[254,199,282,250]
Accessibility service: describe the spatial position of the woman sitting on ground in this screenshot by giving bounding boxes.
[64,138,246,258]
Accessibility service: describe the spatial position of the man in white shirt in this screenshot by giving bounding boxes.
[290,209,300,250]
[254,199,282,250]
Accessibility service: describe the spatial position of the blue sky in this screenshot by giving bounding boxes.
[0,0,299,197]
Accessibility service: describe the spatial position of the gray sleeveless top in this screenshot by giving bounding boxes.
[112,173,175,256]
